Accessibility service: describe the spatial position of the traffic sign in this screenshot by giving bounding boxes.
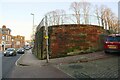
[44,36,49,39]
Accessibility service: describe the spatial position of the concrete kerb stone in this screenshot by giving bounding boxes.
[16,51,109,67]
[16,53,29,66]
[16,50,46,66]
[16,50,34,66]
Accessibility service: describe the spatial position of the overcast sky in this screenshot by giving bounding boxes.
[0,0,119,40]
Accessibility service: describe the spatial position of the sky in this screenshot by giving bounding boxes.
[0,0,119,40]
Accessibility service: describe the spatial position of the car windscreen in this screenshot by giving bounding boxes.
[106,36,120,42]
[7,48,14,51]
[19,48,24,50]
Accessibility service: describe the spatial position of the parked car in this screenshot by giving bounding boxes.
[25,47,30,50]
[4,48,17,56]
[104,34,120,53]
[16,48,25,54]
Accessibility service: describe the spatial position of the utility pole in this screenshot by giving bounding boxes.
[45,15,49,63]
[31,13,35,40]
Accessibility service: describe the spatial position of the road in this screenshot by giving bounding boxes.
[2,52,22,78]
[0,52,2,80]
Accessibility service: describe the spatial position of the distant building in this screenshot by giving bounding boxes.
[12,35,25,49]
[25,40,31,45]
[0,25,12,51]
[0,25,25,51]
[0,29,2,51]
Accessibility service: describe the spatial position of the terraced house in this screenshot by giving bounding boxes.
[0,25,25,51]
[0,29,2,51]
[0,25,12,51]
[12,35,25,49]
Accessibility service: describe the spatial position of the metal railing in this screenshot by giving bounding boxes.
[36,14,103,32]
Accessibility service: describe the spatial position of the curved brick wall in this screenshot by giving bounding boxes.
[48,24,105,57]
[34,24,106,59]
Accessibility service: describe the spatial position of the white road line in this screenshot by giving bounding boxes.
[15,53,25,67]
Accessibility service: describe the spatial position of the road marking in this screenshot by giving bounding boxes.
[15,53,25,67]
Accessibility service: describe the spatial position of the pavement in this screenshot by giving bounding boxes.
[14,49,118,78]
[17,49,112,66]
[9,49,73,78]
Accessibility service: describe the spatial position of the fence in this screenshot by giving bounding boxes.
[36,14,103,31]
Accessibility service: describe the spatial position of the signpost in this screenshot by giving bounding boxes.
[44,36,49,39]
[45,15,49,63]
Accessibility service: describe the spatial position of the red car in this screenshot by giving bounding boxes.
[104,34,120,53]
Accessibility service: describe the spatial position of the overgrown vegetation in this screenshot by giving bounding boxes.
[66,47,99,56]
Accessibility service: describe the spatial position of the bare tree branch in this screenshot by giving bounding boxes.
[70,2,82,24]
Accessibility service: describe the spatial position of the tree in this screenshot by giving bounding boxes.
[54,9,66,25]
[47,11,57,26]
[94,5,101,26]
[47,9,66,26]
[101,6,118,33]
[81,1,91,24]
[99,5,107,29]
[94,4,119,33]
[60,10,66,24]
[70,2,82,24]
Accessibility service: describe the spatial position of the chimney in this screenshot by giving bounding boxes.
[2,25,6,28]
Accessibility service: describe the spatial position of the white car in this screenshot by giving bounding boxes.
[4,48,17,56]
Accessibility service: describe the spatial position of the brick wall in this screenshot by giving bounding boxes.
[35,24,106,59]
[12,35,25,49]
[48,24,105,57]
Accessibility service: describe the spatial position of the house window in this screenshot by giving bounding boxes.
[2,36,5,40]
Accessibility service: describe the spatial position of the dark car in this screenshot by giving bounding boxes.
[16,48,25,54]
[104,34,120,53]
[25,47,30,50]
[24,46,31,50]
[4,48,17,56]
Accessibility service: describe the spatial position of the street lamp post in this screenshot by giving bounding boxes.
[31,13,35,40]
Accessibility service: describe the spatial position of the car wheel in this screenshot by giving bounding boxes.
[6,54,9,57]
[4,54,6,56]
[14,54,16,56]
